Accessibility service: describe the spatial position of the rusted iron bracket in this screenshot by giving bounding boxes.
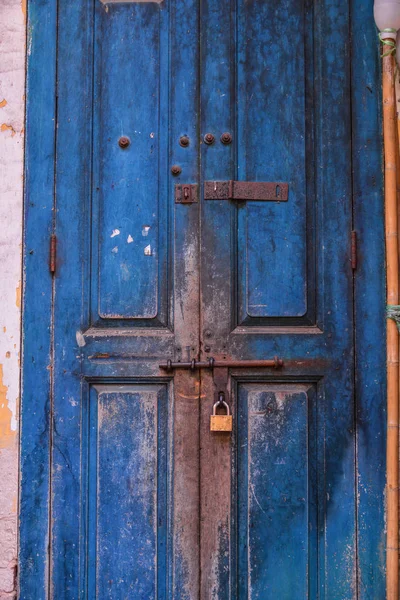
[175,183,199,204]
[204,180,288,202]
[159,357,284,371]
[49,234,57,273]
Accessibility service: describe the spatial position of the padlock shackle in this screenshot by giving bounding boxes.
[212,400,230,416]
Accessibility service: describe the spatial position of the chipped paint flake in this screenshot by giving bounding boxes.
[76,331,86,348]
[0,99,7,109]
[1,123,16,137]
[15,282,21,309]
[0,365,16,450]
[142,225,150,236]
[112,246,118,254]
[144,244,152,256]
[127,235,134,244]
[110,228,120,238]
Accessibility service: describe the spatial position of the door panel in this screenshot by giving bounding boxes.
[93,5,165,321]
[200,0,355,598]
[51,0,201,598]
[236,384,318,600]
[87,385,169,599]
[236,0,311,321]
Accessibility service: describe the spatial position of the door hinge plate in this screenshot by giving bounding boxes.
[351,230,357,270]
[175,184,199,204]
[204,180,289,202]
[50,234,57,273]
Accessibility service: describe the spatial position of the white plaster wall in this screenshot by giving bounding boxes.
[0,0,25,598]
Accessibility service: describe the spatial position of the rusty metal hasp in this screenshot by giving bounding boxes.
[159,357,284,371]
[204,180,288,202]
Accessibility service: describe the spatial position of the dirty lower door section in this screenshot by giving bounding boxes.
[20,0,386,598]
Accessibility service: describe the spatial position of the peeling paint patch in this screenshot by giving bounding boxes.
[15,282,21,309]
[0,99,7,109]
[0,365,16,450]
[1,123,16,137]
[127,235,134,244]
[144,244,152,256]
[112,246,118,254]
[76,331,86,348]
[142,225,150,236]
[110,229,120,238]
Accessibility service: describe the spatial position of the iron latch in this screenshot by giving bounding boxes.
[175,184,199,204]
[204,180,288,202]
[159,357,284,371]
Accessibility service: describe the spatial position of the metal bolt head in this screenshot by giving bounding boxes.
[220,132,232,145]
[171,164,182,176]
[118,136,130,149]
[204,133,215,145]
[179,135,190,147]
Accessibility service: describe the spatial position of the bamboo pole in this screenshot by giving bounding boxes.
[382,46,399,600]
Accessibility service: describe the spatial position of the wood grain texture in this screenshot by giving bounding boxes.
[19,0,57,597]
[351,0,386,597]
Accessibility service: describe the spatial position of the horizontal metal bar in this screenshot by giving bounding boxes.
[159,357,284,371]
[204,180,289,202]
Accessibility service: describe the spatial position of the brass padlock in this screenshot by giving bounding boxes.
[210,397,233,433]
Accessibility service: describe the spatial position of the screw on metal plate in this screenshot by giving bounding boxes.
[179,136,190,147]
[171,165,182,176]
[220,132,232,145]
[204,133,215,145]
[118,136,130,149]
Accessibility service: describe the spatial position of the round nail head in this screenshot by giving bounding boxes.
[118,136,130,149]
[179,136,190,147]
[171,165,182,176]
[221,132,232,145]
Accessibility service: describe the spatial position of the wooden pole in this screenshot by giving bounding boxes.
[382,45,399,600]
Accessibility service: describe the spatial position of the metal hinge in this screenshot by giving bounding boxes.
[351,230,357,270]
[50,234,57,273]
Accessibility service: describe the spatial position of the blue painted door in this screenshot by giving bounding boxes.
[20,0,386,598]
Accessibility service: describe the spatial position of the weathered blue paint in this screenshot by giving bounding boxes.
[87,385,168,598]
[20,0,385,598]
[352,0,386,596]
[237,385,318,598]
[19,0,57,598]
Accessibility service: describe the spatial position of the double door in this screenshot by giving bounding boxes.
[20,0,386,598]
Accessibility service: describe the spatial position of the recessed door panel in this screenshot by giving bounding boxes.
[92,3,169,323]
[87,384,168,599]
[236,383,317,599]
[237,0,312,322]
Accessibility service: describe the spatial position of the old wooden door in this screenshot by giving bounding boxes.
[20,0,386,598]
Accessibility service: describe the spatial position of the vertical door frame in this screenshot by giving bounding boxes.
[19,0,56,597]
[351,0,387,596]
[19,0,386,597]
